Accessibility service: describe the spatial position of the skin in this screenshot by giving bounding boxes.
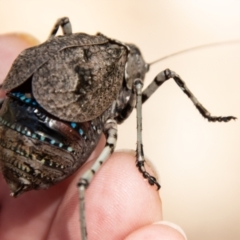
[0,34,186,240]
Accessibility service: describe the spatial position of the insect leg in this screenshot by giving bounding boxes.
[48,17,72,38]
[0,84,4,108]
[77,119,118,240]
[134,79,161,190]
[115,91,137,124]
[142,69,236,122]
[0,98,4,108]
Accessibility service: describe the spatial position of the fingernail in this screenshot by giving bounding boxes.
[14,33,39,45]
[0,33,39,46]
[154,221,187,240]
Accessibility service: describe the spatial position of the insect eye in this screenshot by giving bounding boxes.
[106,45,123,58]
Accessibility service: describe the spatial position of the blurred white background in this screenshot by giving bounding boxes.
[1,1,240,239]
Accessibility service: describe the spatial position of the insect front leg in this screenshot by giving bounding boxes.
[0,84,4,108]
[0,99,3,108]
[48,17,72,38]
[77,119,118,240]
[134,79,161,190]
[142,69,236,122]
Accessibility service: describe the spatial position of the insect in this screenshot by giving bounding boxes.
[0,17,236,240]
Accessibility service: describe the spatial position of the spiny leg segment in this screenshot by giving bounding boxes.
[142,69,236,122]
[77,119,118,240]
[49,17,72,38]
[134,79,161,190]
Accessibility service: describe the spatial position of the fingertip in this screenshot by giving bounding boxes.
[115,149,160,179]
[56,150,163,239]
[91,151,161,196]
[84,151,162,239]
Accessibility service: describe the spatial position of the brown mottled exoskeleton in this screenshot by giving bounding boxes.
[0,17,236,240]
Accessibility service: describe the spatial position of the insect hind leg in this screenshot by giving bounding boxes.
[49,17,72,38]
[142,69,236,122]
[77,119,118,240]
[134,79,161,190]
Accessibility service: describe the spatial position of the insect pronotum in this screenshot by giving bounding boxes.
[0,17,236,240]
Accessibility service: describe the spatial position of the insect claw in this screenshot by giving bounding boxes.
[140,168,161,190]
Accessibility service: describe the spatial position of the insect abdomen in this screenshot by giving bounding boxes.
[0,93,103,196]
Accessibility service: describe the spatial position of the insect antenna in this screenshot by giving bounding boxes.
[149,39,240,66]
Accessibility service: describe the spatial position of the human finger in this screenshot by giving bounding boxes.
[124,221,187,240]
[47,151,162,240]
